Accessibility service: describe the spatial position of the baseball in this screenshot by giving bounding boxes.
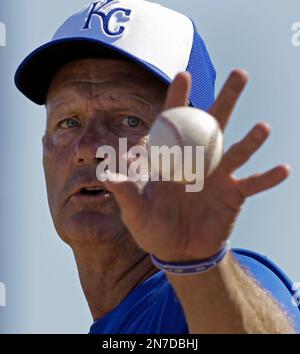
[148,107,224,183]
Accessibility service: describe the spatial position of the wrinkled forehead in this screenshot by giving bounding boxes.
[46,58,167,104]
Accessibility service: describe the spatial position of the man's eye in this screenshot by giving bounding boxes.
[121,116,142,128]
[59,118,80,129]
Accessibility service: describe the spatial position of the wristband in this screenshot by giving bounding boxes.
[150,242,230,276]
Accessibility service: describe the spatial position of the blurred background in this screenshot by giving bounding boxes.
[0,0,299,333]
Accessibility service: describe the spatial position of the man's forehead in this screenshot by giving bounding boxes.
[46,58,168,112]
[49,58,162,89]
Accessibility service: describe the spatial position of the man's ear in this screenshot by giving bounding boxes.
[42,108,48,147]
[42,131,49,152]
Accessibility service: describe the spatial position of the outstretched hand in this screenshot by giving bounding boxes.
[102,70,290,262]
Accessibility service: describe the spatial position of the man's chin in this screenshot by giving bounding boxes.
[58,210,126,246]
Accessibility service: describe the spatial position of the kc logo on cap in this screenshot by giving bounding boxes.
[83,0,132,37]
[15,0,216,109]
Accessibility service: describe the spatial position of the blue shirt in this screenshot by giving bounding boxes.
[89,249,300,334]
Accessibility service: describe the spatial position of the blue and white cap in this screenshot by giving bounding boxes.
[15,0,216,110]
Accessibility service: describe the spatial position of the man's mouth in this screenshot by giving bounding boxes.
[67,185,112,210]
[68,183,112,204]
[80,187,107,196]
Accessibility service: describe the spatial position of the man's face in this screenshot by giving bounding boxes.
[43,58,166,247]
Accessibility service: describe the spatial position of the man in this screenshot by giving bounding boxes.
[15,0,300,333]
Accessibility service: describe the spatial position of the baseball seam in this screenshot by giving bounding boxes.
[157,113,222,179]
[159,114,184,147]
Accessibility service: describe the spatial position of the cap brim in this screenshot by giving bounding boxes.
[15,38,172,105]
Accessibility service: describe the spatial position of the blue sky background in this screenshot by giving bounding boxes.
[0,0,299,333]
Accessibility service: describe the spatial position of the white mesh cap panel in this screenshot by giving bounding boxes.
[53,0,194,81]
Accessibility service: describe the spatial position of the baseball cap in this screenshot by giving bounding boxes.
[15,0,216,110]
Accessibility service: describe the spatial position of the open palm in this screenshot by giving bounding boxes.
[103,70,289,262]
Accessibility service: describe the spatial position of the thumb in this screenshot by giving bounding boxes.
[102,171,147,225]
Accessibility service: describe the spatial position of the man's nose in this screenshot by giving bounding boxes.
[73,123,117,166]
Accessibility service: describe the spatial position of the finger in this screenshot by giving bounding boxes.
[220,122,271,173]
[102,172,147,223]
[237,165,290,197]
[164,72,192,110]
[209,69,249,131]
